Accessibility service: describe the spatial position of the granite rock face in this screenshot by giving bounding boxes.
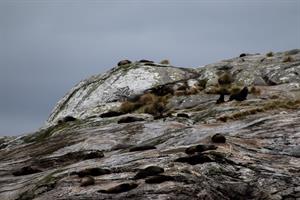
[47,62,198,125]
[1,50,300,200]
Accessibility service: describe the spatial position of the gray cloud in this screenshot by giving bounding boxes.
[0,0,299,135]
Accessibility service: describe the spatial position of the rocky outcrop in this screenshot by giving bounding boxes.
[1,50,300,200]
[47,62,198,125]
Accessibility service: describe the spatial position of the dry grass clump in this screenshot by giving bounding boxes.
[143,101,165,115]
[218,108,264,122]
[266,51,274,57]
[142,95,169,116]
[139,93,157,105]
[173,81,201,96]
[206,85,237,95]
[282,56,294,63]
[230,86,242,95]
[249,86,261,95]
[176,83,188,91]
[120,101,141,113]
[120,92,170,116]
[218,99,300,122]
[205,72,234,96]
[205,85,221,94]
[174,90,186,96]
[197,79,208,89]
[160,59,170,65]
[263,99,300,110]
[186,87,200,95]
[218,73,233,85]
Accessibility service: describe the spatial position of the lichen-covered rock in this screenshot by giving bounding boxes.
[47,62,198,125]
[196,50,300,88]
[0,50,300,200]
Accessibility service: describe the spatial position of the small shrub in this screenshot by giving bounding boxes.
[120,101,140,113]
[282,56,294,63]
[158,95,170,105]
[143,101,165,115]
[139,93,157,105]
[219,87,231,95]
[249,86,261,95]
[263,100,300,110]
[160,59,170,65]
[139,93,170,116]
[205,86,221,94]
[230,86,242,95]
[197,79,208,89]
[186,87,200,95]
[174,90,186,96]
[218,108,263,122]
[218,73,233,85]
[217,99,300,122]
[266,51,274,57]
[176,83,188,91]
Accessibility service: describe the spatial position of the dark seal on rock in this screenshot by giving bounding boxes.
[100,111,124,118]
[129,145,156,152]
[64,150,104,160]
[177,113,190,118]
[117,60,132,66]
[175,154,213,165]
[185,144,218,155]
[229,87,248,101]
[73,168,111,177]
[117,116,145,124]
[239,53,247,57]
[211,134,226,143]
[216,94,225,104]
[133,166,164,179]
[12,166,42,176]
[111,143,133,151]
[80,176,95,187]
[139,59,154,63]
[98,183,138,194]
[58,115,77,124]
[145,175,174,184]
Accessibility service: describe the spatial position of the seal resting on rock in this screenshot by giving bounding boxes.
[80,176,95,187]
[133,166,164,179]
[117,116,145,124]
[118,60,132,66]
[185,144,218,155]
[139,59,154,63]
[129,145,156,152]
[216,93,225,104]
[145,175,174,184]
[57,115,77,124]
[72,167,111,177]
[12,166,42,176]
[211,133,226,143]
[229,87,248,101]
[98,183,138,194]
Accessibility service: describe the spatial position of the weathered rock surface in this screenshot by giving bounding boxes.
[47,62,198,125]
[1,50,300,200]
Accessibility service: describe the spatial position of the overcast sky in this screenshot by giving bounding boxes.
[0,0,299,136]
